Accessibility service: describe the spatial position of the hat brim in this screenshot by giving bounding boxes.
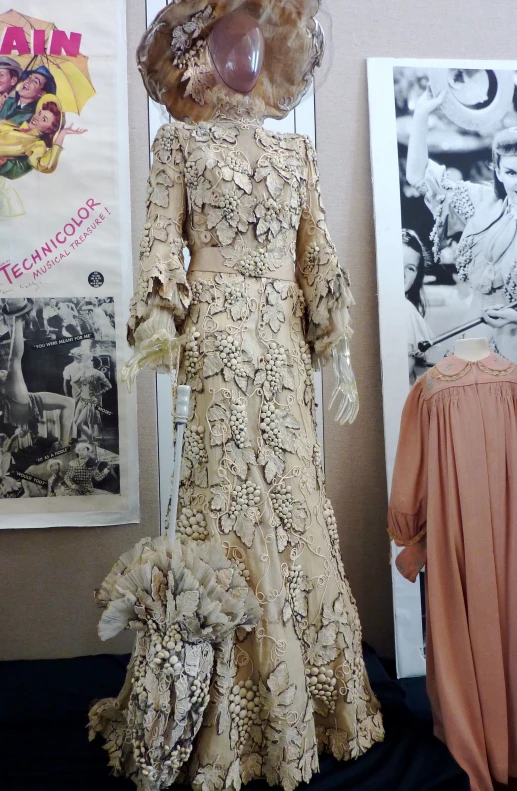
[1,299,34,317]
[0,57,22,77]
[138,0,323,122]
[429,68,515,133]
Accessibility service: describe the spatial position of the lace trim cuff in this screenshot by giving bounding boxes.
[307,265,354,367]
[127,256,191,345]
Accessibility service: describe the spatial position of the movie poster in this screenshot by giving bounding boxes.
[0,1,139,528]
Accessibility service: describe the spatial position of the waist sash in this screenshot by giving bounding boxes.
[188,247,297,282]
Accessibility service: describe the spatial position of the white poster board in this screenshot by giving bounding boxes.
[368,57,517,677]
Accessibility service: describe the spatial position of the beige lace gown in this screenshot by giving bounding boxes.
[127,98,383,790]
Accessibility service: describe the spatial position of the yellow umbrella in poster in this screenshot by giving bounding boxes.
[0,10,96,114]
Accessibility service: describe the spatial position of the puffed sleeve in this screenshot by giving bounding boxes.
[388,379,430,547]
[415,159,490,262]
[296,137,355,368]
[29,142,63,174]
[127,123,191,346]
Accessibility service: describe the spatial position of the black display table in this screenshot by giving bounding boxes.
[0,645,468,791]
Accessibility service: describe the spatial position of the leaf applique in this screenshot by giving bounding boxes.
[263,303,285,334]
[291,502,308,534]
[265,451,285,484]
[266,172,284,200]
[303,623,339,666]
[235,375,249,394]
[254,369,267,387]
[203,354,225,378]
[328,728,350,761]
[225,759,242,791]
[195,763,226,791]
[279,761,302,791]
[281,366,295,391]
[234,171,253,194]
[259,662,296,720]
[210,486,227,513]
[207,403,229,422]
[183,63,215,105]
[276,526,289,553]
[221,514,235,535]
[241,753,262,784]
[175,590,200,619]
[150,169,173,208]
[193,464,208,489]
[234,511,255,548]
[227,442,256,480]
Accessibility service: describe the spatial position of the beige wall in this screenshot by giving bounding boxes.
[3,0,511,663]
[316,0,517,660]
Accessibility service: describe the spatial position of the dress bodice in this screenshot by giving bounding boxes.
[128,98,354,367]
[145,115,321,275]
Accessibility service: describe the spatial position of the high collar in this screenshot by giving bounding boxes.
[211,85,265,127]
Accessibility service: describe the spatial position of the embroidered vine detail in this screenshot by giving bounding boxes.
[430,361,472,381]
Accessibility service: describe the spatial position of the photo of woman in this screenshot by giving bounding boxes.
[388,65,517,382]
[406,84,517,361]
[0,93,87,220]
[402,229,433,381]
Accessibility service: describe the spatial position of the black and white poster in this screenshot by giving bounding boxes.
[368,58,517,677]
[0,297,120,499]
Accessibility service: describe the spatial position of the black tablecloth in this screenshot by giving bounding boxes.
[0,646,469,791]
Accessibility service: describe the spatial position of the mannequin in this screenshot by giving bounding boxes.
[454,337,490,362]
[208,12,265,94]
[91,5,383,790]
[134,11,359,425]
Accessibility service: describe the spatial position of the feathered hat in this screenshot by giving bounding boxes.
[137,0,324,122]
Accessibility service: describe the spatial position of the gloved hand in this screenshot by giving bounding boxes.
[329,336,359,426]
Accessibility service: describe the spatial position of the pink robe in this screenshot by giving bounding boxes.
[388,352,517,791]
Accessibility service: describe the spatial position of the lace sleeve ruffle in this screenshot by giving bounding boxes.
[415,159,488,263]
[127,123,191,346]
[296,137,355,368]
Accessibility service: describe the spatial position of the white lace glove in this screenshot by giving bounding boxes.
[122,305,185,392]
[329,337,359,425]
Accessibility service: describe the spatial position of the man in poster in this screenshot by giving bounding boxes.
[0,65,58,182]
[0,55,21,100]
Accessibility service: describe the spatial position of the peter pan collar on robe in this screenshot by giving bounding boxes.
[435,352,515,378]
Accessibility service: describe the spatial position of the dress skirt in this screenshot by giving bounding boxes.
[170,270,383,788]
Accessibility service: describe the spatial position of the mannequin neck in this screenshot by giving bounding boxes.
[211,85,265,126]
[454,337,490,362]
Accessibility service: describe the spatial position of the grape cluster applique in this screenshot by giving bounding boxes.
[177,508,209,541]
[271,481,295,530]
[230,399,248,448]
[229,679,261,749]
[239,248,269,276]
[263,342,289,395]
[305,665,338,713]
[216,335,249,379]
[229,482,262,516]
[259,402,283,449]
[184,331,201,380]
[184,425,208,466]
